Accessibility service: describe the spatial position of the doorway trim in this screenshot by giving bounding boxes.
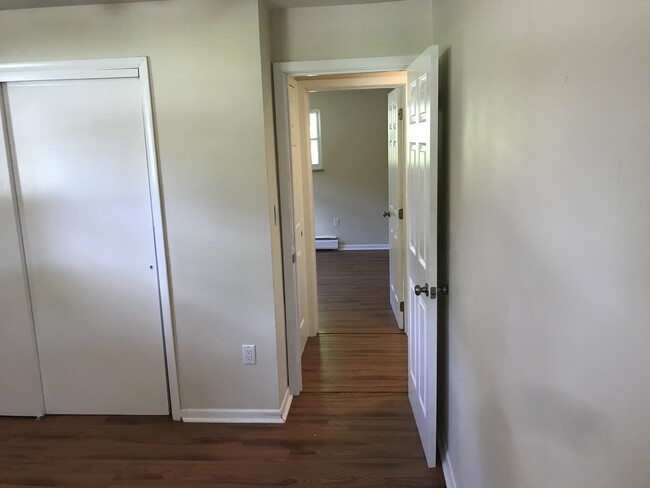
[0,57,181,420]
[273,55,417,396]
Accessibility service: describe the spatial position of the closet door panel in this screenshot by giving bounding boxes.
[0,92,43,417]
[6,78,168,415]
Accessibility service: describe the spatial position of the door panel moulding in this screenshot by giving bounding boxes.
[0,58,181,421]
[273,56,416,398]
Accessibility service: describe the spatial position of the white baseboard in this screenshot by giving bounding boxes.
[437,427,459,488]
[182,389,293,424]
[181,408,285,423]
[280,387,293,421]
[339,244,389,251]
[315,236,339,250]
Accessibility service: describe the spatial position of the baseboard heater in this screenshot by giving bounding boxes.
[315,236,339,250]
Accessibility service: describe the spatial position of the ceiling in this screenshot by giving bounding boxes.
[0,0,399,11]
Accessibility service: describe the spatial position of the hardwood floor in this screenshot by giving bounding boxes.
[0,250,445,487]
[317,250,402,334]
[302,334,407,393]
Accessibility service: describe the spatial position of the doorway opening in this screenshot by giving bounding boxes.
[274,64,409,394]
[304,84,407,395]
[274,48,441,468]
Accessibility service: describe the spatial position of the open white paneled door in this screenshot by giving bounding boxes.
[277,76,308,396]
[388,87,405,330]
[0,59,180,418]
[288,79,310,356]
[406,46,440,467]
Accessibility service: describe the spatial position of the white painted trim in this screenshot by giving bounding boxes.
[0,57,181,421]
[280,387,293,422]
[339,244,389,251]
[315,237,339,250]
[181,389,292,424]
[137,59,182,421]
[0,57,145,82]
[276,56,417,77]
[0,57,144,72]
[437,426,459,488]
[274,56,417,400]
[274,68,303,397]
[181,407,286,424]
[0,69,139,83]
[299,71,407,92]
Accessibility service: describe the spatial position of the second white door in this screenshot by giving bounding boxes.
[288,79,310,356]
[388,88,405,330]
[5,77,169,415]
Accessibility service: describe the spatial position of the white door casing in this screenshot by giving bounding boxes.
[406,46,439,468]
[273,57,415,397]
[388,88,405,330]
[2,67,175,415]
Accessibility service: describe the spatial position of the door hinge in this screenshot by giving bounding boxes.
[398,208,404,220]
[291,253,295,264]
[399,301,404,312]
[398,108,403,120]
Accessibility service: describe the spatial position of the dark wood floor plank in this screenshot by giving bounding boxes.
[317,250,403,334]
[302,335,407,393]
[0,251,444,487]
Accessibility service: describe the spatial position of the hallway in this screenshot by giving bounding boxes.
[0,251,445,487]
[298,250,446,485]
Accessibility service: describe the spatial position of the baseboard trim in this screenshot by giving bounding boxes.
[280,387,293,421]
[339,244,389,251]
[437,426,459,488]
[182,406,284,424]
[181,388,293,424]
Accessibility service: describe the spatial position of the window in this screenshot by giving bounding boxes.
[309,109,323,171]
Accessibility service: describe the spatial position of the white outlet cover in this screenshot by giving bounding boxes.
[242,345,256,365]
[333,218,340,227]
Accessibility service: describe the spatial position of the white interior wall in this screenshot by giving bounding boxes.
[0,0,285,414]
[270,0,432,61]
[310,89,390,247]
[433,0,650,486]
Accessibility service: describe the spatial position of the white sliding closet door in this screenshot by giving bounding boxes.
[0,93,44,417]
[5,77,169,415]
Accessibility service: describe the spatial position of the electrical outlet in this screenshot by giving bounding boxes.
[333,218,340,227]
[242,345,256,365]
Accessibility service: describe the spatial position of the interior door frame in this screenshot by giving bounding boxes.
[0,57,181,420]
[273,56,416,396]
